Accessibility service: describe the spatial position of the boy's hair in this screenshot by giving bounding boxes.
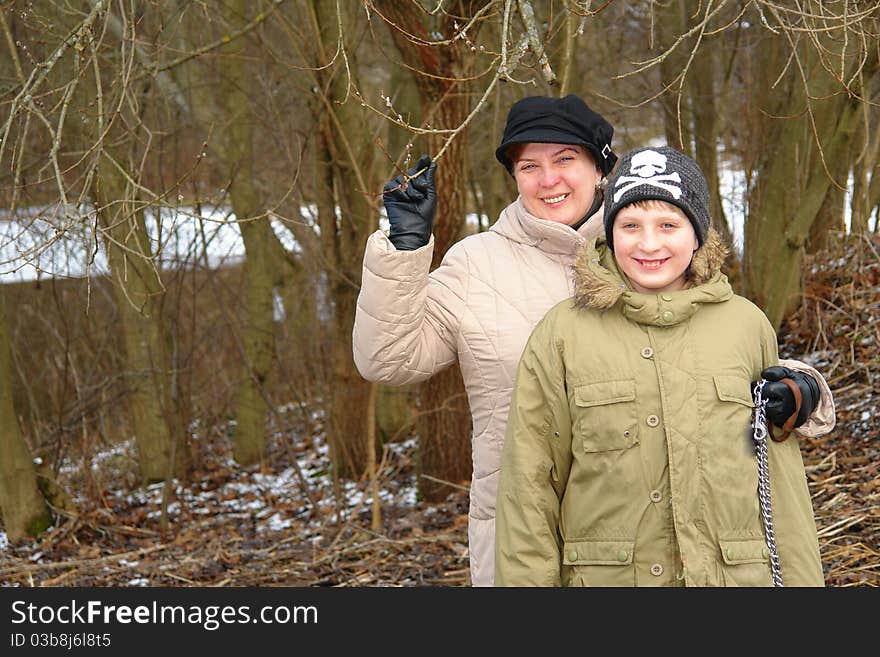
[603,146,710,251]
[616,198,688,217]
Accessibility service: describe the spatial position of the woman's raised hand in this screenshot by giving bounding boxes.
[383,154,437,251]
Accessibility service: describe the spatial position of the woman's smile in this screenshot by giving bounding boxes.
[541,193,570,205]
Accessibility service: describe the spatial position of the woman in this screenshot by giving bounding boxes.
[352,94,834,587]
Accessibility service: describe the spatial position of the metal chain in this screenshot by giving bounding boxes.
[752,379,783,587]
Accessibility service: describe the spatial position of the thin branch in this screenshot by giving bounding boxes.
[134,0,288,81]
[517,0,557,84]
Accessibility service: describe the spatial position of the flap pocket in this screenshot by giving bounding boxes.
[713,375,753,408]
[563,539,635,566]
[575,379,636,408]
[719,538,769,565]
[573,379,638,453]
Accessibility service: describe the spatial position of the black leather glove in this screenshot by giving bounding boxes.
[383,154,437,251]
[756,366,820,429]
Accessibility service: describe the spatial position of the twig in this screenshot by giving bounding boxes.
[0,545,168,578]
[419,473,470,492]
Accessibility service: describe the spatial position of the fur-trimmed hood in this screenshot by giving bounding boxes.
[572,227,733,325]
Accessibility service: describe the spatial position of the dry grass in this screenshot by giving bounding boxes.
[778,231,880,586]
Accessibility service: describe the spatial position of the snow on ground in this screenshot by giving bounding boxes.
[0,408,421,563]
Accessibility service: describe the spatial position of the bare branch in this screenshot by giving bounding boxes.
[517,0,557,84]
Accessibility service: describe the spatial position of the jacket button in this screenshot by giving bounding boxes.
[762,547,770,559]
[649,490,662,503]
[640,346,653,358]
[646,414,660,427]
[662,310,674,322]
[661,294,673,302]
[617,550,628,562]
[568,549,578,562]
[650,563,664,576]
[727,547,735,561]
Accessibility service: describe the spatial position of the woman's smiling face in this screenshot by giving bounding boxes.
[512,143,602,226]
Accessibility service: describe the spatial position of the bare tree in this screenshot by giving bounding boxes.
[368,0,480,499]
[740,6,879,326]
[0,1,187,483]
[607,1,880,326]
[175,0,297,466]
[0,288,51,541]
[293,0,386,479]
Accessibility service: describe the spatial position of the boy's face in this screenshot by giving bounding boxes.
[612,201,699,295]
[512,143,602,226]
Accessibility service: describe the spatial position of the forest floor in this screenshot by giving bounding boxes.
[0,232,877,587]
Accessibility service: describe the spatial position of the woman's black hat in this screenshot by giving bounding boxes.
[495,94,617,176]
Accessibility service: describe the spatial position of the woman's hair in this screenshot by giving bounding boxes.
[504,143,526,166]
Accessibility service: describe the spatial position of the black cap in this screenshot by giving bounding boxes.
[495,94,617,175]
[603,146,711,251]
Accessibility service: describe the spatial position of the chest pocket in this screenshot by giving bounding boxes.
[713,375,754,407]
[712,375,755,439]
[573,379,639,452]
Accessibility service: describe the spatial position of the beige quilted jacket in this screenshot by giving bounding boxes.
[352,198,834,586]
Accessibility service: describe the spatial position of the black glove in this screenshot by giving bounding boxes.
[383,154,437,251]
[756,366,820,429]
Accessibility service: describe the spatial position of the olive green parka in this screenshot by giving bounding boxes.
[495,229,825,586]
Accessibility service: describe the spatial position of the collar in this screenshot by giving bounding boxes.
[572,227,733,326]
[490,197,601,256]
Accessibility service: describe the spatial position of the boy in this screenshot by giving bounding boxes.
[494,146,826,586]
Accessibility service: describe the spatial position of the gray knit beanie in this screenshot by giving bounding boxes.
[603,146,710,251]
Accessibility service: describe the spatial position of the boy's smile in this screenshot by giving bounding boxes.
[634,257,670,270]
[612,201,699,295]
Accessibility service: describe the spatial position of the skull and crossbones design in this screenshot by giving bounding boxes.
[613,150,682,202]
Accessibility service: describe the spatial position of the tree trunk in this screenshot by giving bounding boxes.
[808,182,847,252]
[93,160,184,483]
[743,41,870,328]
[324,249,374,479]
[869,177,880,232]
[0,289,51,541]
[850,107,880,235]
[657,0,693,153]
[386,64,421,169]
[212,0,280,466]
[687,30,732,246]
[232,220,278,465]
[375,0,475,501]
[308,0,381,480]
